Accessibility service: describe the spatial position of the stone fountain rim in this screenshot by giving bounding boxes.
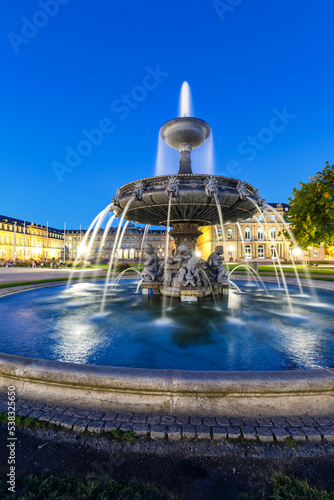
[0,283,333,417]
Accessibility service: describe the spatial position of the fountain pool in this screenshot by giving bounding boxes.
[1,281,333,372]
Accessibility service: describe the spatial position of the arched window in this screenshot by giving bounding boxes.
[270,227,276,240]
[227,229,233,240]
[258,245,264,258]
[244,244,251,259]
[270,245,277,258]
[257,228,264,240]
[244,227,251,241]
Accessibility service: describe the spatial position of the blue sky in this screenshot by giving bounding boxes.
[1,0,334,229]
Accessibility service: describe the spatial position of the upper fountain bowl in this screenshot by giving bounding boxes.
[160,117,211,150]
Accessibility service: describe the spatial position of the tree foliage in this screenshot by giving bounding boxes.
[287,162,334,249]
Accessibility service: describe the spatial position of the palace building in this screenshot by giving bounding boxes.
[0,204,326,264]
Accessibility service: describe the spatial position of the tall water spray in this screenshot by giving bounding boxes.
[178,81,193,117]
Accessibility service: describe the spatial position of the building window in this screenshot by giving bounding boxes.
[314,249,319,257]
[258,214,263,221]
[258,245,264,259]
[244,227,251,241]
[271,215,275,221]
[244,244,251,259]
[270,245,277,258]
[257,228,264,240]
[227,229,232,240]
[270,227,276,240]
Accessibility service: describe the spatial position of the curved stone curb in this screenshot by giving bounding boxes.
[1,393,334,445]
[1,353,333,417]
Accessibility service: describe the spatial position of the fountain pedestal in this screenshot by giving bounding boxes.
[170,222,203,252]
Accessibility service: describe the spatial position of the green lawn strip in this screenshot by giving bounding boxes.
[0,411,46,429]
[247,471,334,500]
[0,473,179,500]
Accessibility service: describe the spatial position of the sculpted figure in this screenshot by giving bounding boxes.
[207,245,228,282]
[141,244,159,281]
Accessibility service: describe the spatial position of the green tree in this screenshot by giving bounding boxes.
[287,161,334,249]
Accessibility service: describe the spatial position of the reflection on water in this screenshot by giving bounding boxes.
[0,280,333,371]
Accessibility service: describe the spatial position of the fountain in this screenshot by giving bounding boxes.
[111,107,262,301]
[0,83,333,418]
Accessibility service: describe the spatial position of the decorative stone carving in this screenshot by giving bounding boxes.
[254,188,266,208]
[165,176,179,198]
[204,176,218,197]
[141,244,159,281]
[237,181,249,201]
[133,180,145,201]
[110,187,121,211]
[206,245,228,283]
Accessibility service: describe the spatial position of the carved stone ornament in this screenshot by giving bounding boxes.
[110,187,121,211]
[165,176,179,198]
[254,188,266,208]
[236,181,249,201]
[204,176,218,197]
[133,180,145,201]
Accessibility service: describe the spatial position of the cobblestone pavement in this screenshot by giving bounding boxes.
[2,393,334,445]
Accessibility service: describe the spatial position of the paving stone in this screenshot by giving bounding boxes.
[87,420,105,433]
[39,412,53,422]
[31,402,46,411]
[229,418,243,427]
[88,410,106,420]
[147,414,161,424]
[161,415,176,425]
[241,426,257,441]
[21,400,35,409]
[317,426,334,442]
[216,417,229,427]
[133,423,149,437]
[327,415,334,425]
[131,413,147,423]
[226,426,241,439]
[256,417,272,427]
[60,416,78,430]
[315,417,332,426]
[119,422,133,432]
[103,421,119,433]
[286,417,303,427]
[150,425,166,439]
[29,410,43,419]
[182,425,196,439]
[301,417,315,426]
[0,402,8,412]
[49,414,66,426]
[272,427,290,442]
[42,404,57,412]
[256,427,273,442]
[196,425,211,440]
[242,418,257,427]
[212,426,227,440]
[103,411,118,421]
[63,407,78,417]
[203,418,216,427]
[271,417,289,427]
[289,427,306,441]
[190,417,202,426]
[302,426,322,442]
[17,408,32,417]
[14,399,27,409]
[74,409,91,419]
[53,406,67,414]
[73,419,91,433]
[167,425,182,440]
[115,412,132,422]
[175,415,189,425]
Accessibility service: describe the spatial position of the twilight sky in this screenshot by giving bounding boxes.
[1,0,334,229]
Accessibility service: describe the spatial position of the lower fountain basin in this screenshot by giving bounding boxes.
[112,174,257,225]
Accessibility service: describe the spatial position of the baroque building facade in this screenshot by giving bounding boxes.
[0,204,326,264]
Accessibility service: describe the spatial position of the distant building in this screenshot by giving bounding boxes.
[0,205,326,264]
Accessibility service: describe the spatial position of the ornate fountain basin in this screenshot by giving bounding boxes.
[112,174,258,226]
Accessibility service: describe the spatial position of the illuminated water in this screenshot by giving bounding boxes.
[0,281,333,371]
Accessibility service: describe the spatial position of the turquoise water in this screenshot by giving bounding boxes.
[0,280,333,371]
